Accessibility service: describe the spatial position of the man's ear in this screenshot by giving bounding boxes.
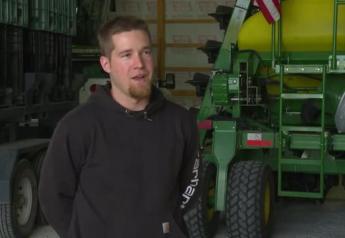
[100,56,111,73]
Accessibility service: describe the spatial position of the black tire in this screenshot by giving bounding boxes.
[32,150,46,179]
[184,161,220,238]
[0,159,38,238]
[225,160,274,238]
[32,150,48,225]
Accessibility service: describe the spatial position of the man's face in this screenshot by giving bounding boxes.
[100,30,154,101]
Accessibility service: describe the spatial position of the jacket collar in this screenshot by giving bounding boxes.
[91,84,166,121]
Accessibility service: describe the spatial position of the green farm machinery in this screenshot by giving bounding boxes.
[185,0,345,237]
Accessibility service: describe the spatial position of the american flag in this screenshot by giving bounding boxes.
[253,0,281,24]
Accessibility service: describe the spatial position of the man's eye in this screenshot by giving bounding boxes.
[121,53,131,58]
[144,50,152,55]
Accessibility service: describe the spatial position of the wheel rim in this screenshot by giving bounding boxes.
[14,177,33,225]
[263,180,271,225]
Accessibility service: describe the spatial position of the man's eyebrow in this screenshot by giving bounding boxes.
[117,46,151,55]
[117,49,132,55]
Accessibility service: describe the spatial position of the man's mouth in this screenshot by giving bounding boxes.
[131,74,146,81]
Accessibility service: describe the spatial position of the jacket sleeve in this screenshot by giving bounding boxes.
[39,117,88,237]
[179,112,201,212]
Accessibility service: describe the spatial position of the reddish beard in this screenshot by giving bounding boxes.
[128,81,152,99]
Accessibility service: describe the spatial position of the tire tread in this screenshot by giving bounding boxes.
[226,161,272,238]
[0,204,15,238]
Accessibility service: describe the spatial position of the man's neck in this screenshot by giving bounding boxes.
[111,89,149,111]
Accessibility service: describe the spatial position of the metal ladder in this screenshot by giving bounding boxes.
[277,64,326,198]
[273,0,345,198]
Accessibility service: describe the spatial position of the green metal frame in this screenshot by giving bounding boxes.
[198,0,345,211]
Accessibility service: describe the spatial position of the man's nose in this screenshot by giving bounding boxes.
[133,54,144,68]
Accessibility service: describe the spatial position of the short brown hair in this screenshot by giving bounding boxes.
[97,16,151,57]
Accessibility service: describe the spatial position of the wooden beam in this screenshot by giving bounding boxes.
[157,0,166,81]
[170,90,197,97]
[166,43,204,48]
[152,43,204,49]
[166,67,212,72]
[166,19,216,24]
[147,18,216,24]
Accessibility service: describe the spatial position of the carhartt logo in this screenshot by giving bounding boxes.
[162,222,170,234]
[181,151,200,209]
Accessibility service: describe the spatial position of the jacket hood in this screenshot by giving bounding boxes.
[89,84,166,121]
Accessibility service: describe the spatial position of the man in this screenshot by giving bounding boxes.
[39,16,200,238]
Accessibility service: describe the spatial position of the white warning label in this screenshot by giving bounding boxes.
[247,133,262,141]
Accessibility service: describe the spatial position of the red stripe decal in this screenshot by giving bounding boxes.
[198,120,212,129]
[247,140,273,147]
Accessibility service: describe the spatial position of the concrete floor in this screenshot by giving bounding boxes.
[270,200,345,238]
[30,200,345,238]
